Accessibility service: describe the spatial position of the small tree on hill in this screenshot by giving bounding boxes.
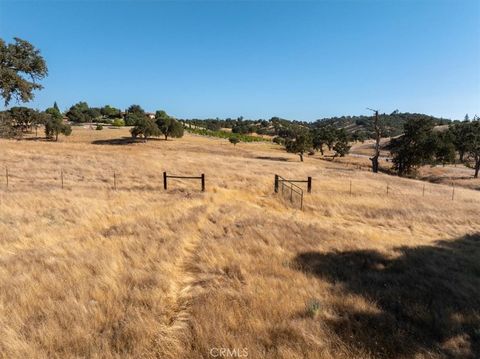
[333,129,351,157]
[130,117,159,141]
[434,131,456,166]
[391,118,437,176]
[312,125,337,155]
[449,121,471,162]
[155,110,184,140]
[285,130,312,162]
[229,137,240,146]
[8,106,37,133]
[45,105,71,141]
[66,102,93,123]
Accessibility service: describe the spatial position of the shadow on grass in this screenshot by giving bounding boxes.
[92,137,169,145]
[91,137,144,145]
[255,156,290,162]
[294,234,480,358]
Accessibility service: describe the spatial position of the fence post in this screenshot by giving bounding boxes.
[5,167,8,189]
[349,180,352,195]
[307,176,312,193]
[274,174,279,193]
[113,171,117,190]
[61,169,64,189]
[386,183,389,196]
[452,182,455,201]
[163,171,167,190]
[422,184,425,197]
[201,174,205,192]
[290,184,293,202]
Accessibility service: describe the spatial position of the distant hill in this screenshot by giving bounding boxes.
[313,112,451,138]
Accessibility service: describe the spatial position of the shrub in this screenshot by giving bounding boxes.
[96,124,103,131]
[305,299,321,318]
[229,137,240,146]
[112,119,125,127]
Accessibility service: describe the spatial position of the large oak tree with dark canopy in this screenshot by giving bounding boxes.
[0,37,48,106]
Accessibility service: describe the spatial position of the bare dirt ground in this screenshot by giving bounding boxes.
[0,127,479,358]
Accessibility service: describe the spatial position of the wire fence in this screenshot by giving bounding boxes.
[0,166,476,205]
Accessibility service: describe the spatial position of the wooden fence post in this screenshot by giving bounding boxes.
[422,184,425,197]
[274,174,279,193]
[113,171,117,190]
[349,180,352,196]
[307,176,312,193]
[163,172,167,190]
[386,183,389,196]
[201,174,205,192]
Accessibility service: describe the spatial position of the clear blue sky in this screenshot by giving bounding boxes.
[1,0,479,121]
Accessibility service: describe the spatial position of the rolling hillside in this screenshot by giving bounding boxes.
[0,128,478,359]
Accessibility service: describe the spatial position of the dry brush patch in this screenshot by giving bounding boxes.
[0,128,479,358]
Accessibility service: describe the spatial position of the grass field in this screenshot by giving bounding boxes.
[0,127,479,358]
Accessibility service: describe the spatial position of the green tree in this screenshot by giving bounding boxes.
[0,37,48,106]
[125,104,146,126]
[66,102,90,123]
[312,125,337,155]
[391,118,438,176]
[434,131,456,166]
[285,130,312,162]
[45,104,71,141]
[0,111,21,138]
[100,105,121,119]
[9,106,37,133]
[86,107,101,121]
[333,129,351,157]
[463,120,480,178]
[155,110,184,140]
[130,117,159,141]
[449,121,471,162]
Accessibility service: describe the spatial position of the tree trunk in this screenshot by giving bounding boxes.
[299,153,304,162]
[165,134,168,141]
[370,154,379,173]
[475,156,480,178]
[55,131,59,141]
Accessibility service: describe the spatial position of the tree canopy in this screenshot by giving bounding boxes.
[45,103,71,141]
[0,37,48,106]
[125,104,146,126]
[155,110,184,140]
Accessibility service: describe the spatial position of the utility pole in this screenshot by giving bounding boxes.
[367,108,380,173]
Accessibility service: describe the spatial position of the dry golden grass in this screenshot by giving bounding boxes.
[348,140,480,190]
[0,127,479,358]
